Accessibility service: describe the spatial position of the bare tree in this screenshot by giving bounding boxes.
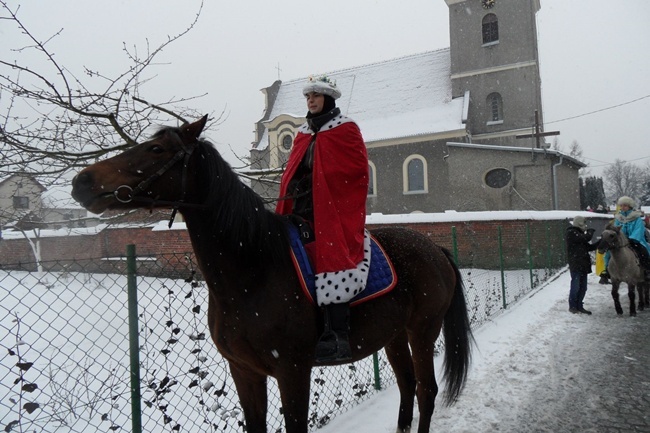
[603,159,643,202]
[0,1,222,269]
[0,1,215,188]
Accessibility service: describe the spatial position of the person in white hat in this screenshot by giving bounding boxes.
[276,75,368,363]
[566,216,598,314]
[601,196,650,280]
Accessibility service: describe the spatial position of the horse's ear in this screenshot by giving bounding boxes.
[181,115,208,141]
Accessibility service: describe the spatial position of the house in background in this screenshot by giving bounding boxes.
[248,0,584,213]
[0,175,88,231]
[0,174,46,227]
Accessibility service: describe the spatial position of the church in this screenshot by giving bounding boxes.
[248,0,584,213]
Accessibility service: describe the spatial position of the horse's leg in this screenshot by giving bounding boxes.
[637,283,646,311]
[409,322,443,433]
[384,331,416,433]
[629,284,637,317]
[275,365,311,433]
[228,363,268,433]
[611,282,623,315]
[645,283,650,308]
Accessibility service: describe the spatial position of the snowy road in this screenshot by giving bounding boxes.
[317,270,650,432]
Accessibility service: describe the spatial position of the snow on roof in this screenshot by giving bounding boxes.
[256,49,464,150]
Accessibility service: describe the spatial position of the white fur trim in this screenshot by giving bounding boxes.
[315,230,371,306]
[617,196,636,208]
[302,80,342,100]
[298,114,355,134]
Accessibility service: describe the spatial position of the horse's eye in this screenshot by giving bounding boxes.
[149,145,164,154]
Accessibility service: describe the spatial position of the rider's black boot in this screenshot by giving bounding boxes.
[315,303,352,363]
[599,270,610,285]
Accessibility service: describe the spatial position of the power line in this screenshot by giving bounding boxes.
[582,154,650,169]
[545,94,650,125]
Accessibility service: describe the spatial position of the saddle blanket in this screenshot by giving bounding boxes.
[287,224,397,306]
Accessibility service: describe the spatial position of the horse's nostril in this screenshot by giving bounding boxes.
[73,171,93,188]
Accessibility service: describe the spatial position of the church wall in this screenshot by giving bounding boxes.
[554,162,582,210]
[511,163,553,210]
[366,140,450,214]
[250,147,270,171]
[446,146,557,211]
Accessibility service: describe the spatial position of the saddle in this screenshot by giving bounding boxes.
[286,223,397,306]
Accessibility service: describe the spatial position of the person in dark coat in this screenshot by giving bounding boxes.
[566,216,599,314]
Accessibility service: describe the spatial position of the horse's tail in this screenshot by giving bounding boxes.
[441,247,474,406]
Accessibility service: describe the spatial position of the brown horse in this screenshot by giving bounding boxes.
[598,224,649,316]
[71,116,472,433]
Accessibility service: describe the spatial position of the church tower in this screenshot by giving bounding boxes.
[446,0,543,146]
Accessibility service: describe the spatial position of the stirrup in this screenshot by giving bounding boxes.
[315,331,351,363]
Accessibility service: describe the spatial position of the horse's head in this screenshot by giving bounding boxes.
[72,116,208,214]
[598,224,622,254]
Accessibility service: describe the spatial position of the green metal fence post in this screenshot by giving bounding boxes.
[451,226,459,264]
[526,223,534,289]
[372,352,381,390]
[126,244,143,433]
[498,226,507,309]
[546,223,552,271]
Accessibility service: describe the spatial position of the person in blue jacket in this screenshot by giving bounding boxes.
[602,196,650,279]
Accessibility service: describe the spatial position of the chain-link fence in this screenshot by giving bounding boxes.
[0,222,567,432]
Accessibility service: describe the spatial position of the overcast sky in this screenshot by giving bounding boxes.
[4,0,650,178]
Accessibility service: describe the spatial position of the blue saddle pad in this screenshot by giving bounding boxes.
[287,224,397,306]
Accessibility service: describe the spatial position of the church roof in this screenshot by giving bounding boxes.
[256,48,465,150]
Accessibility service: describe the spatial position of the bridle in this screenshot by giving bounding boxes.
[599,229,629,253]
[112,138,208,227]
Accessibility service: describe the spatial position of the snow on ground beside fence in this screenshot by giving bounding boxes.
[0,265,559,432]
[0,270,394,432]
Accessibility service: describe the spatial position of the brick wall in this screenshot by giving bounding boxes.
[369,219,567,269]
[0,217,570,274]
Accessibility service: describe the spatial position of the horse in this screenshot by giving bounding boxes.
[71,116,473,433]
[598,224,649,316]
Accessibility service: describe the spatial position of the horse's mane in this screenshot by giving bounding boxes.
[159,127,290,265]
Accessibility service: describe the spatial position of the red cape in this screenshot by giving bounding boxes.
[276,121,368,274]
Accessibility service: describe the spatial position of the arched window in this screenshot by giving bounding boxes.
[482,14,499,45]
[368,162,377,197]
[403,155,428,194]
[487,92,503,122]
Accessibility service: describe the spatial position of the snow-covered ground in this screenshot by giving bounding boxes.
[317,270,637,433]
[5,265,636,432]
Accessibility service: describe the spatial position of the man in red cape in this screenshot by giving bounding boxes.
[276,75,368,363]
